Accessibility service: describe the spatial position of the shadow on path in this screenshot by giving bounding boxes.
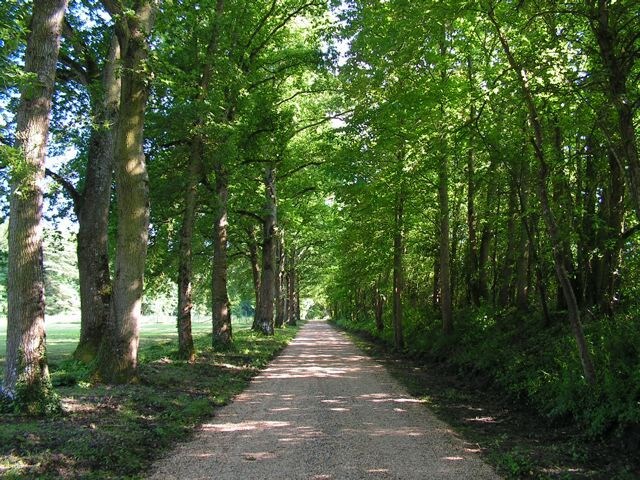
[149,320,500,479]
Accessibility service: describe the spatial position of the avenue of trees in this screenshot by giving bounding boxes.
[1,0,333,412]
[326,0,639,435]
[1,0,639,438]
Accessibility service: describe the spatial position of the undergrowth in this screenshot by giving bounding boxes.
[334,307,640,440]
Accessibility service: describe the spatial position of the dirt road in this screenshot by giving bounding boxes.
[149,320,500,479]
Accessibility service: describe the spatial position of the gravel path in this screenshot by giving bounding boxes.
[148,320,500,479]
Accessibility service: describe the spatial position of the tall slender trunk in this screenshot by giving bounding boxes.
[489,10,596,385]
[374,279,385,332]
[392,187,405,349]
[599,150,624,313]
[467,146,480,305]
[439,156,453,335]
[275,233,286,328]
[176,138,202,360]
[245,225,262,326]
[95,1,155,383]
[74,35,119,364]
[287,247,298,326]
[212,162,232,344]
[514,219,530,310]
[255,167,277,335]
[498,184,517,307]
[3,0,68,411]
[466,59,481,306]
[177,0,225,354]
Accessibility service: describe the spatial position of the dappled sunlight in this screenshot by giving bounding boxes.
[465,416,498,424]
[150,320,499,479]
[366,427,426,438]
[202,420,291,433]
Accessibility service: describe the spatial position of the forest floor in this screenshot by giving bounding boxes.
[149,319,498,479]
[344,329,640,480]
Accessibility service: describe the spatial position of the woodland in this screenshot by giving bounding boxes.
[0,0,639,476]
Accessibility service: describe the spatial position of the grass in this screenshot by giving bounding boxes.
[0,314,253,368]
[0,315,298,479]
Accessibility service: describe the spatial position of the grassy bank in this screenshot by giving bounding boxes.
[334,318,639,479]
[0,321,298,479]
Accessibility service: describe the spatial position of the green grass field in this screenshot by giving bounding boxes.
[0,313,254,374]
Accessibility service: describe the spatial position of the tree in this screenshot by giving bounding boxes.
[94,0,157,383]
[2,0,68,414]
[51,16,121,363]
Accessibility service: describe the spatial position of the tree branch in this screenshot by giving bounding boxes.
[234,209,265,224]
[45,168,81,206]
[281,161,324,179]
[248,0,323,64]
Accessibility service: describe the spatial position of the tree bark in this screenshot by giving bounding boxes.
[374,280,385,332]
[95,0,155,383]
[598,150,624,313]
[3,0,68,412]
[439,156,453,336]
[392,187,405,349]
[287,246,298,326]
[212,162,232,344]
[175,139,202,360]
[73,35,119,364]
[255,167,277,335]
[275,232,286,328]
[498,184,517,307]
[245,225,262,326]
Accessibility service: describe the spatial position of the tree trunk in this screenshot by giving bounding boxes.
[275,233,286,328]
[295,283,301,324]
[599,150,624,313]
[176,138,202,360]
[439,156,453,336]
[466,100,481,306]
[3,0,67,412]
[212,162,232,344]
[489,10,596,385]
[374,280,384,332]
[591,0,640,223]
[432,248,440,310]
[73,35,119,364]
[255,167,277,335]
[392,187,404,350]
[245,225,262,326]
[514,220,530,311]
[176,0,224,358]
[287,247,298,326]
[95,1,155,384]
[498,184,517,307]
